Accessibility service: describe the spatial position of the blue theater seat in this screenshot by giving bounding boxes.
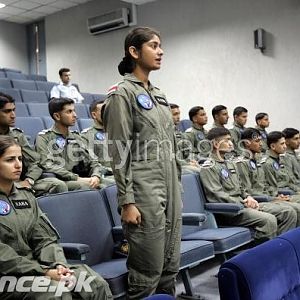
[5,71,27,80]
[27,102,49,116]
[0,78,12,89]
[78,118,93,131]
[0,88,22,102]
[36,80,56,92]
[27,74,47,81]
[75,103,89,118]
[81,92,95,104]
[177,119,192,132]
[0,70,5,78]
[12,79,37,90]
[20,89,49,103]
[15,102,29,117]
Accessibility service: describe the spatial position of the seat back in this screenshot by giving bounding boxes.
[12,79,37,90]
[15,103,29,117]
[78,118,93,131]
[20,89,48,103]
[0,78,12,88]
[92,93,106,101]
[37,190,116,266]
[36,80,55,92]
[177,119,192,132]
[5,72,27,80]
[81,92,95,104]
[27,74,47,81]
[75,103,89,118]
[0,88,22,102]
[27,103,49,117]
[15,117,45,145]
[219,237,300,300]
[0,70,6,78]
[102,184,121,227]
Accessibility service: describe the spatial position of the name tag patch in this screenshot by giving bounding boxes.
[155,96,168,106]
[12,200,31,209]
[0,200,11,215]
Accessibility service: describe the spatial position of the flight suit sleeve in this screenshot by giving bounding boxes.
[17,132,43,181]
[229,128,239,150]
[235,161,253,194]
[30,202,68,268]
[200,166,244,204]
[262,161,279,197]
[103,93,134,206]
[35,133,78,181]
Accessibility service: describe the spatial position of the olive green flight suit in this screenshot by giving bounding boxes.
[103,74,182,299]
[255,126,268,153]
[229,122,245,155]
[200,154,296,241]
[211,122,224,129]
[0,183,112,300]
[185,124,210,161]
[35,126,103,191]
[263,150,300,195]
[236,156,300,226]
[80,123,115,188]
[284,149,300,184]
[8,128,67,196]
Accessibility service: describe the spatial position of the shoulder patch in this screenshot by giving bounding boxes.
[12,127,23,133]
[201,159,215,168]
[107,82,122,95]
[70,130,79,134]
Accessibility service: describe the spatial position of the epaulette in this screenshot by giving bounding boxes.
[15,182,34,193]
[185,127,192,133]
[81,127,92,133]
[12,127,23,133]
[201,159,214,168]
[70,130,79,134]
[37,128,51,135]
[259,156,268,164]
[232,156,247,163]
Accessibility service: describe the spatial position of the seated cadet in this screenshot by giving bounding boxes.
[199,127,296,243]
[263,131,300,195]
[35,98,104,191]
[229,106,248,155]
[170,103,201,172]
[255,112,269,153]
[0,135,113,300]
[282,128,300,183]
[211,105,229,129]
[185,106,210,161]
[80,100,115,187]
[236,127,300,225]
[0,92,67,196]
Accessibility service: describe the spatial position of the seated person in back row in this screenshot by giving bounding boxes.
[255,112,269,153]
[0,92,67,196]
[211,105,229,129]
[80,100,115,186]
[199,127,296,243]
[35,98,105,191]
[50,68,84,103]
[0,135,113,300]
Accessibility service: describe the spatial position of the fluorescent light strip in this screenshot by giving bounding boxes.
[0,3,6,9]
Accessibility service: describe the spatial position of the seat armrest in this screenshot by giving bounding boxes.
[182,213,207,226]
[40,172,56,179]
[278,189,295,196]
[205,203,244,214]
[252,195,270,202]
[60,243,90,261]
[112,225,124,242]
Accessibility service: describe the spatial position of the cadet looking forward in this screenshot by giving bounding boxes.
[0,92,67,196]
[255,112,269,153]
[0,135,113,299]
[199,127,296,243]
[103,27,182,299]
[35,98,103,191]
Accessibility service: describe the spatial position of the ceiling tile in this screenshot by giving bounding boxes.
[0,5,25,15]
[34,5,60,14]
[22,10,44,18]
[0,0,18,5]
[50,0,76,9]
[70,0,90,3]
[5,15,32,23]
[29,0,56,4]
[11,0,41,10]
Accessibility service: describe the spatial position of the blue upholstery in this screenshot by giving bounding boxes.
[5,71,27,80]
[219,229,300,300]
[15,117,45,145]
[0,88,22,102]
[2,67,21,73]
[78,118,93,131]
[177,119,192,132]
[12,79,37,90]
[0,70,5,78]
[27,103,49,117]
[36,80,56,92]
[0,78,12,88]
[27,74,47,81]
[181,173,251,254]
[144,294,175,299]
[37,190,128,298]
[92,93,106,101]
[20,89,48,103]
[75,103,89,118]
[15,103,29,117]
[42,116,79,132]
[81,92,95,104]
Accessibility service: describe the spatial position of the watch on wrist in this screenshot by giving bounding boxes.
[26,178,35,186]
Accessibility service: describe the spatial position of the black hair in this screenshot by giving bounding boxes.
[241,127,261,140]
[207,127,231,141]
[267,131,284,148]
[212,105,227,119]
[0,92,14,109]
[48,98,74,119]
[118,27,161,76]
[0,135,20,158]
[233,106,248,117]
[189,106,204,121]
[255,112,268,123]
[282,128,300,139]
[170,103,179,109]
[89,99,104,115]
[59,68,70,76]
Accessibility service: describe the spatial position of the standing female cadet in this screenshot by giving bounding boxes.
[0,135,113,299]
[103,27,182,299]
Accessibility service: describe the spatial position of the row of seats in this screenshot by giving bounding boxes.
[0,68,47,81]
[37,173,252,299]
[0,85,104,104]
[16,116,93,145]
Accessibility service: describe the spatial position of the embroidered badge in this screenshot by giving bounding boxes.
[137,94,153,110]
[197,132,205,140]
[95,132,105,141]
[155,96,168,106]
[56,137,66,148]
[221,168,229,179]
[273,161,279,170]
[0,200,10,216]
[261,132,267,139]
[249,160,256,170]
[12,200,31,209]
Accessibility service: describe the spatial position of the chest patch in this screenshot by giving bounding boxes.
[0,200,11,215]
[12,200,31,209]
[197,132,205,140]
[56,137,66,148]
[95,132,105,141]
[249,160,256,170]
[155,96,168,106]
[137,94,153,110]
[273,161,279,171]
[221,168,229,179]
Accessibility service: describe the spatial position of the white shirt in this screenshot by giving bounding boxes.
[50,82,84,103]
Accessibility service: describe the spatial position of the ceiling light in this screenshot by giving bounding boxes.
[0,3,6,9]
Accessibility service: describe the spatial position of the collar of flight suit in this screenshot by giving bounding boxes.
[192,123,205,131]
[124,73,155,90]
[267,149,280,160]
[0,183,19,197]
[210,152,226,163]
[51,125,71,138]
[93,121,104,131]
[233,122,244,129]
[286,148,296,156]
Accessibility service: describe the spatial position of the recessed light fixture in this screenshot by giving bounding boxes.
[0,3,6,9]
